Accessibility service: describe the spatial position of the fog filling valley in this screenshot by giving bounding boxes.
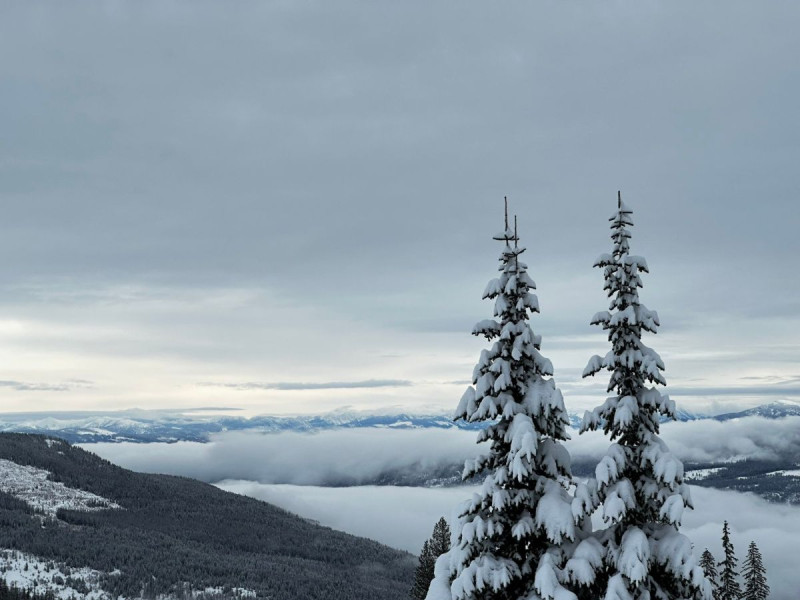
[212,483,800,600]
[87,416,800,600]
[88,415,800,485]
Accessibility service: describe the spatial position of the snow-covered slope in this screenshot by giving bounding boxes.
[684,467,724,481]
[0,549,111,600]
[0,548,259,600]
[0,454,121,516]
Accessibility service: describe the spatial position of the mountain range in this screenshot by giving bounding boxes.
[0,401,798,444]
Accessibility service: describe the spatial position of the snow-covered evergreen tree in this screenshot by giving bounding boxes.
[718,522,742,600]
[741,541,769,600]
[699,549,720,600]
[426,201,578,600]
[413,519,452,599]
[570,194,710,600]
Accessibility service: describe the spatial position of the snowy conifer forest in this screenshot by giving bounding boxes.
[2,2,800,600]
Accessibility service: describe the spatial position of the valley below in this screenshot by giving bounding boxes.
[0,406,799,599]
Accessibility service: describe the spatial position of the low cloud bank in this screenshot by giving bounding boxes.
[217,481,477,554]
[88,428,480,485]
[215,482,800,600]
[567,415,800,464]
[89,415,800,486]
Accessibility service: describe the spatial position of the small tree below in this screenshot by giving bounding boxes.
[718,521,742,600]
[699,548,719,600]
[411,518,451,599]
[741,541,769,600]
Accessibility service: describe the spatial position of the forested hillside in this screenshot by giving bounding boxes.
[0,434,414,599]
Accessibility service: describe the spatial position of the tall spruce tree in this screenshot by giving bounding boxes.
[718,522,742,600]
[699,549,720,600]
[741,541,769,600]
[412,519,452,599]
[426,201,578,600]
[570,194,710,600]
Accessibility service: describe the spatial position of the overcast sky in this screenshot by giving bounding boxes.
[1,1,798,415]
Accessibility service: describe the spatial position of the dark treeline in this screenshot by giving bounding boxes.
[687,458,800,504]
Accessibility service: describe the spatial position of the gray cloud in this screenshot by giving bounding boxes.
[0,380,93,392]
[1,3,798,298]
[0,407,239,422]
[217,481,471,555]
[0,2,798,413]
[667,385,800,397]
[200,379,413,391]
[737,375,800,384]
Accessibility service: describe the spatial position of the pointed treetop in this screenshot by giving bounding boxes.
[615,190,632,215]
[493,195,519,243]
[514,215,518,249]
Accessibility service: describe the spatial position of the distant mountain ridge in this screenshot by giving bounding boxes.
[0,401,797,444]
[711,399,800,421]
[0,411,486,444]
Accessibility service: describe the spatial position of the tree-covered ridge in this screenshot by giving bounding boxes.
[0,433,414,600]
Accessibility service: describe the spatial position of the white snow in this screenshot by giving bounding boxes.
[0,548,257,600]
[0,458,122,516]
[0,548,111,600]
[766,469,800,477]
[565,537,603,586]
[616,528,649,583]
[534,481,575,544]
[684,467,723,480]
[195,587,257,599]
